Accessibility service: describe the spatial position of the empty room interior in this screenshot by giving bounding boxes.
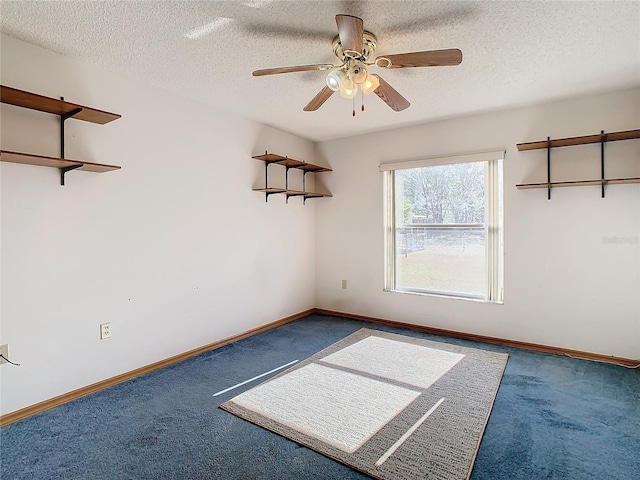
[0,1,639,480]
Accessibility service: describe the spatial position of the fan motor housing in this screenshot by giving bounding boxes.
[332,31,378,62]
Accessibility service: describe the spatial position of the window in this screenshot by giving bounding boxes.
[382,151,504,303]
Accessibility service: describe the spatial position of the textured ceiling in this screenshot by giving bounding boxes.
[2,1,639,142]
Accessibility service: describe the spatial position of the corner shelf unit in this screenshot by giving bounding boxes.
[0,85,121,185]
[516,129,640,199]
[252,153,332,204]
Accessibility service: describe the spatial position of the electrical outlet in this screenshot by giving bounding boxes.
[0,344,8,365]
[342,280,348,289]
[100,323,111,340]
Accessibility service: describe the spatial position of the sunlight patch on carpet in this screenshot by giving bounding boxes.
[231,363,420,453]
[321,336,465,388]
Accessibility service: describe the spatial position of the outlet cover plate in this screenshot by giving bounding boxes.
[100,323,111,340]
[0,344,8,365]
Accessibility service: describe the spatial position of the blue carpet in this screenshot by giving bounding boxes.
[1,314,639,479]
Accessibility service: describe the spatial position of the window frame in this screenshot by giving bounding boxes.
[382,150,504,303]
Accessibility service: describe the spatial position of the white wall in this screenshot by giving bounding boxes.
[2,34,638,418]
[0,35,317,415]
[315,88,640,359]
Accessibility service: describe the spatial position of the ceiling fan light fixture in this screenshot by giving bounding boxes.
[349,63,368,84]
[361,74,380,95]
[326,69,346,92]
[252,14,462,114]
[339,78,358,99]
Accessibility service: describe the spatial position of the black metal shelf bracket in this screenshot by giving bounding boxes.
[264,155,270,202]
[600,130,606,198]
[285,162,291,204]
[547,136,551,200]
[58,96,84,186]
[302,170,308,205]
[262,151,281,202]
[60,107,83,159]
[60,164,83,186]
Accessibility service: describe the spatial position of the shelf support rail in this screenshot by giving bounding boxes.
[301,168,323,205]
[302,170,308,205]
[285,164,292,203]
[600,130,605,198]
[59,98,83,186]
[262,151,282,202]
[546,136,551,200]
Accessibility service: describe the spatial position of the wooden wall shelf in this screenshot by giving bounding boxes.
[1,84,122,184]
[252,153,332,203]
[0,151,121,173]
[517,177,640,190]
[252,153,332,173]
[516,129,640,198]
[252,187,333,199]
[517,129,640,151]
[1,85,120,124]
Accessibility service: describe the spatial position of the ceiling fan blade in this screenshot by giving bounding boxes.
[380,49,463,68]
[335,14,364,54]
[303,86,335,111]
[372,75,410,112]
[253,64,333,77]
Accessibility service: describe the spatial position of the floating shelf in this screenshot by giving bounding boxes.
[517,129,640,151]
[0,150,121,173]
[302,192,333,198]
[517,177,640,190]
[252,152,332,203]
[252,153,332,173]
[1,84,122,184]
[516,129,640,198]
[252,187,333,199]
[252,187,286,194]
[1,85,120,124]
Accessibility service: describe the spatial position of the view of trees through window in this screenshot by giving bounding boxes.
[394,161,487,297]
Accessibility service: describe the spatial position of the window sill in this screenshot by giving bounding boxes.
[384,288,504,305]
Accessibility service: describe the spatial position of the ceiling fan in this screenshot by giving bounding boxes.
[252,14,462,114]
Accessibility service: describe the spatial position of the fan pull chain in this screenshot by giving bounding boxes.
[352,95,355,117]
[362,89,365,111]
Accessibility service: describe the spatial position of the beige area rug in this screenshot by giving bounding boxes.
[220,328,508,480]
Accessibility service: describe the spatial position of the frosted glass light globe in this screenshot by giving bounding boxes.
[339,78,358,99]
[362,74,380,95]
[326,70,346,92]
[349,64,368,84]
